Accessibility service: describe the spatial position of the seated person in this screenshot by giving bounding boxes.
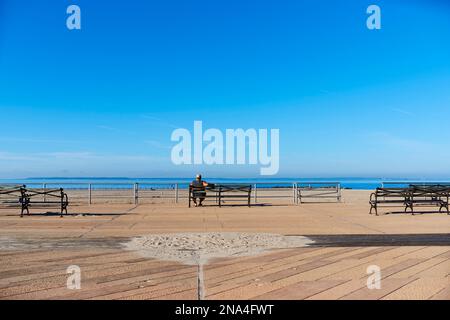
[190,174,209,207]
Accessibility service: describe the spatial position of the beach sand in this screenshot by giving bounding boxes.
[0,189,449,300]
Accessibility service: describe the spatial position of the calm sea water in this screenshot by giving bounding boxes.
[2,177,450,190]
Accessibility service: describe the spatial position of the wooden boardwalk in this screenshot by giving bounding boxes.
[0,190,449,300]
[0,245,449,300]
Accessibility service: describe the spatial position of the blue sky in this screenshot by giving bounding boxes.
[1,0,450,178]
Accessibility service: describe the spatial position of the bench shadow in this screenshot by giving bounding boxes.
[383,209,449,215]
[4,212,126,217]
[192,202,278,207]
[298,201,341,204]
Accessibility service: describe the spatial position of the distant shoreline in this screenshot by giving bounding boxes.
[2,177,450,191]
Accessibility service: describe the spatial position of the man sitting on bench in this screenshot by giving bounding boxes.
[190,174,209,207]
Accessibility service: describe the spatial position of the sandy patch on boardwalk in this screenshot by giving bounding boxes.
[0,235,126,250]
[123,232,314,265]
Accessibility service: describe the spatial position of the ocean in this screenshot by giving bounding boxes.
[2,177,450,190]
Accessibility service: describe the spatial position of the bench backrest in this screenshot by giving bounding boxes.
[209,184,252,193]
[21,188,69,204]
[374,188,410,198]
[409,185,450,198]
[0,185,24,195]
[189,184,252,194]
[375,186,450,199]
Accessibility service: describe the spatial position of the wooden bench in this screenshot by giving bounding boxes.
[296,183,341,203]
[189,184,252,207]
[20,188,69,217]
[369,186,449,215]
[0,185,25,209]
[407,185,449,215]
[369,188,410,215]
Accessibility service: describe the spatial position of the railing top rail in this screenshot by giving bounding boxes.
[295,181,341,184]
[382,181,450,185]
[1,180,341,185]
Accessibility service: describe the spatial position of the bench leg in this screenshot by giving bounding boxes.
[369,204,378,216]
[444,203,450,215]
[409,204,414,215]
[445,196,450,215]
[20,202,29,218]
[404,202,413,215]
[61,204,68,217]
[443,198,450,215]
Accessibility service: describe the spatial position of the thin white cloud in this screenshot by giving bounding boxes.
[96,125,136,135]
[0,150,170,178]
[140,114,180,129]
[0,137,84,143]
[392,108,415,116]
[144,140,171,150]
[367,132,431,150]
[0,151,163,162]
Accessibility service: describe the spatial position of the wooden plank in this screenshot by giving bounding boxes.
[207,247,354,285]
[430,283,450,300]
[12,264,197,300]
[206,247,425,300]
[306,279,367,300]
[252,280,346,300]
[381,278,450,300]
[204,248,355,297]
[389,258,448,279]
[340,278,417,300]
[413,258,450,278]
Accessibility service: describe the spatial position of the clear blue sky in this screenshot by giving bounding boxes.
[1,0,450,178]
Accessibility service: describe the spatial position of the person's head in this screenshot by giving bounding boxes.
[196,174,202,181]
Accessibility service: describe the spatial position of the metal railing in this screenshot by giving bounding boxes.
[6,180,448,205]
[294,182,342,204]
[0,181,344,205]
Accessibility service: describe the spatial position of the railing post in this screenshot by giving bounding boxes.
[134,183,139,205]
[43,183,47,202]
[337,183,341,202]
[175,183,179,203]
[293,183,296,204]
[253,184,257,204]
[88,183,92,205]
[298,183,302,204]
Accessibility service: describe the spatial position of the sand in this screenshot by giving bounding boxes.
[123,232,314,299]
[124,232,314,265]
